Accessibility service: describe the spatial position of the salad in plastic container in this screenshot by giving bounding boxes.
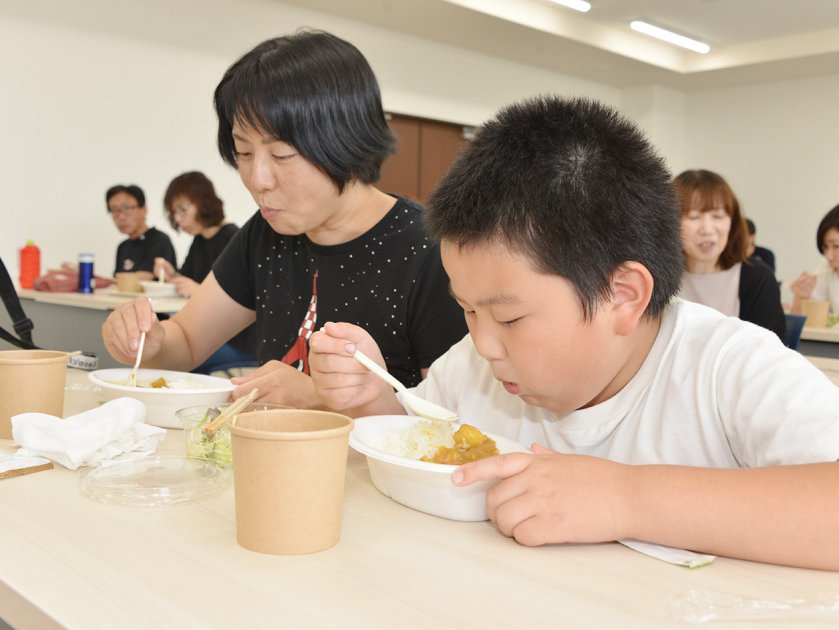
[177,403,291,468]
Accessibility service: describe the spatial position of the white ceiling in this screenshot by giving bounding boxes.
[279,0,839,90]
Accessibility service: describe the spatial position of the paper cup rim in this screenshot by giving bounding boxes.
[0,350,71,365]
[229,409,353,441]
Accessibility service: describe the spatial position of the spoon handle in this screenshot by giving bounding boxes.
[353,348,407,393]
[129,331,146,387]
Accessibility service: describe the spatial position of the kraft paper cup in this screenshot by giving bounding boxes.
[801,299,830,328]
[0,350,69,439]
[115,272,141,293]
[229,409,353,555]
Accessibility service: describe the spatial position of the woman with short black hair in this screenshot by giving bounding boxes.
[102,30,466,407]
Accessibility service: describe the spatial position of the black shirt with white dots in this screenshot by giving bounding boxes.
[213,196,467,387]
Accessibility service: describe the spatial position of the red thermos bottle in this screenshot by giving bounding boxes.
[19,240,41,289]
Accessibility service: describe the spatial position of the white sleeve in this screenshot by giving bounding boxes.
[714,327,839,466]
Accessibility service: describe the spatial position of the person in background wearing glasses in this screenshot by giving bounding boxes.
[152,171,257,373]
[107,183,176,279]
[790,203,839,316]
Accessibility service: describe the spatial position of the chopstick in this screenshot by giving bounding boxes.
[0,462,54,480]
[202,387,259,437]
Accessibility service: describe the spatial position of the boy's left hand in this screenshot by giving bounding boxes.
[451,444,632,546]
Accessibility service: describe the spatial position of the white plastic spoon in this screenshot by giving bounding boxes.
[352,348,458,423]
[128,331,146,388]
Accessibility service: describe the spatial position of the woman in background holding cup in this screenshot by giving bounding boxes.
[675,169,786,340]
[790,204,839,321]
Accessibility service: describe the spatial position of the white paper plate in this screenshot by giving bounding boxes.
[351,415,529,521]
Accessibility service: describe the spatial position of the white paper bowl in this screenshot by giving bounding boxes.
[350,415,529,521]
[140,281,178,297]
[88,368,234,429]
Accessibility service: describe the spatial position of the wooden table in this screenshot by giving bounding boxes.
[800,325,839,359]
[1,372,838,629]
[807,355,839,386]
[1,289,187,367]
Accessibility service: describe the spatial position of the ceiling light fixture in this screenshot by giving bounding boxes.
[630,20,710,54]
[549,0,591,13]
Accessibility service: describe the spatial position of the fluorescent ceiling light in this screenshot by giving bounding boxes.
[549,0,591,13]
[630,20,710,54]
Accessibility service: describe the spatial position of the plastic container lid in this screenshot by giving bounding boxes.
[79,456,231,507]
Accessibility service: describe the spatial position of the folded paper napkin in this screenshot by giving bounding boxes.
[10,398,166,470]
[620,539,716,568]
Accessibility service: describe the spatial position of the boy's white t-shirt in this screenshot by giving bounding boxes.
[810,263,839,314]
[413,299,839,467]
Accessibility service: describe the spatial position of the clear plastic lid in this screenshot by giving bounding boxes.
[79,456,231,507]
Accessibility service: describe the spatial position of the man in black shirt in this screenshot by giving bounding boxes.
[107,184,176,278]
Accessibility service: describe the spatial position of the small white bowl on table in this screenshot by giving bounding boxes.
[88,368,234,428]
[139,281,178,298]
[350,415,529,522]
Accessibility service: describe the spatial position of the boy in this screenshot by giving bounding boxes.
[309,96,839,570]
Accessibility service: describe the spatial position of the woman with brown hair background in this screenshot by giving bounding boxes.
[153,170,256,372]
[675,169,785,339]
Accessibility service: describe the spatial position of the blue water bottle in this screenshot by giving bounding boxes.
[78,253,95,293]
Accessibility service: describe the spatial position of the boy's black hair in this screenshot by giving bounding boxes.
[214,30,395,193]
[816,203,839,254]
[105,184,145,210]
[425,95,683,320]
[163,171,225,231]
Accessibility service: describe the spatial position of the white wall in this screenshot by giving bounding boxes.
[0,0,616,281]
[2,0,838,305]
[684,74,839,296]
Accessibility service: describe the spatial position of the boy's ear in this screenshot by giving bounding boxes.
[608,262,654,336]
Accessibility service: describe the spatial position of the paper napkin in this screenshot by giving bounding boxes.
[10,398,166,470]
[620,539,716,568]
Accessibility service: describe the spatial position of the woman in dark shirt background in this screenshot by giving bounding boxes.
[154,171,256,372]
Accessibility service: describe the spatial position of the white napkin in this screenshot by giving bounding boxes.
[10,398,166,470]
[620,539,716,568]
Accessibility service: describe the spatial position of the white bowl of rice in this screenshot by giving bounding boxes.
[350,415,529,521]
[88,368,234,429]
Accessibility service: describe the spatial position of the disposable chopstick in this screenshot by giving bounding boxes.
[0,462,54,480]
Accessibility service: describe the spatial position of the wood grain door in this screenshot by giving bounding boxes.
[378,114,469,206]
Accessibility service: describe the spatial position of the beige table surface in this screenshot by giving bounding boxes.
[17,287,187,315]
[806,355,839,385]
[1,371,838,629]
[802,325,839,343]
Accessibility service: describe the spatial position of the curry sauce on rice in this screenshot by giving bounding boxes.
[381,420,499,465]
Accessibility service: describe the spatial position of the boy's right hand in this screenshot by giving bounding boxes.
[309,321,397,413]
[101,297,165,365]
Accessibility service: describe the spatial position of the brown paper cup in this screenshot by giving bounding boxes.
[0,350,69,439]
[801,299,830,328]
[115,272,141,293]
[229,409,353,555]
